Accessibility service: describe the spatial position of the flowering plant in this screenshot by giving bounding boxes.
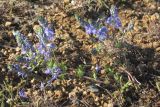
[8,17,64,97]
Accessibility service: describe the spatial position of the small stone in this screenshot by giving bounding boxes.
[64,0,70,4]
[16,47,21,52]
[108,103,114,107]
[33,91,38,96]
[47,91,52,96]
[5,22,12,26]
[2,68,6,72]
[95,97,99,102]
[83,91,87,95]
[103,103,108,107]
[31,79,36,84]
[28,33,32,37]
[156,47,160,52]
[4,51,7,55]
[101,69,106,75]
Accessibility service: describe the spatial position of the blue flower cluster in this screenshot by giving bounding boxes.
[77,16,108,41]
[34,17,55,60]
[77,5,122,41]
[12,31,35,54]
[105,5,122,29]
[10,17,63,96]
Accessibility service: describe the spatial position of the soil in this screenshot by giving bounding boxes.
[0,0,160,107]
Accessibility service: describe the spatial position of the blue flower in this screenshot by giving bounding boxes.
[36,43,53,60]
[106,6,122,29]
[18,72,27,78]
[84,24,97,35]
[46,67,62,84]
[96,26,108,41]
[34,26,47,46]
[37,17,55,42]
[19,89,28,98]
[54,67,62,74]
[44,27,54,41]
[44,68,52,75]
[47,75,58,84]
[37,43,48,54]
[16,56,30,63]
[106,16,122,29]
[12,31,35,54]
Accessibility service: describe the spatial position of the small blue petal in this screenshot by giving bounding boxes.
[45,68,52,75]
[84,24,97,35]
[96,27,108,41]
[19,89,27,98]
[44,27,54,41]
[106,16,122,29]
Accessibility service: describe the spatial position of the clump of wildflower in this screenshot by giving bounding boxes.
[37,16,55,42]
[105,5,122,29]
[12,31,35,54]
[34,26,47,46]
[33,17,55,60]
[76,15,108,41]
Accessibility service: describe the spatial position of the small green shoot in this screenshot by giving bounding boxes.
[76,65,85,78]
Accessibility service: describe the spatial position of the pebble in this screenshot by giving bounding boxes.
[156,47,160,52]
[107,103,114,107]
[83,91,87,95]
[5,22,12,26]
[16,47,21,52]
[2,68,6,72]
[95,96,99,102]
[101,69,106,75]
[4,51,8,55]
[64,0,70,4]
[33,91,38,96]
[28,33,33,37]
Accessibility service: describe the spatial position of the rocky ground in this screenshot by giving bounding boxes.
[0,0,160,107]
